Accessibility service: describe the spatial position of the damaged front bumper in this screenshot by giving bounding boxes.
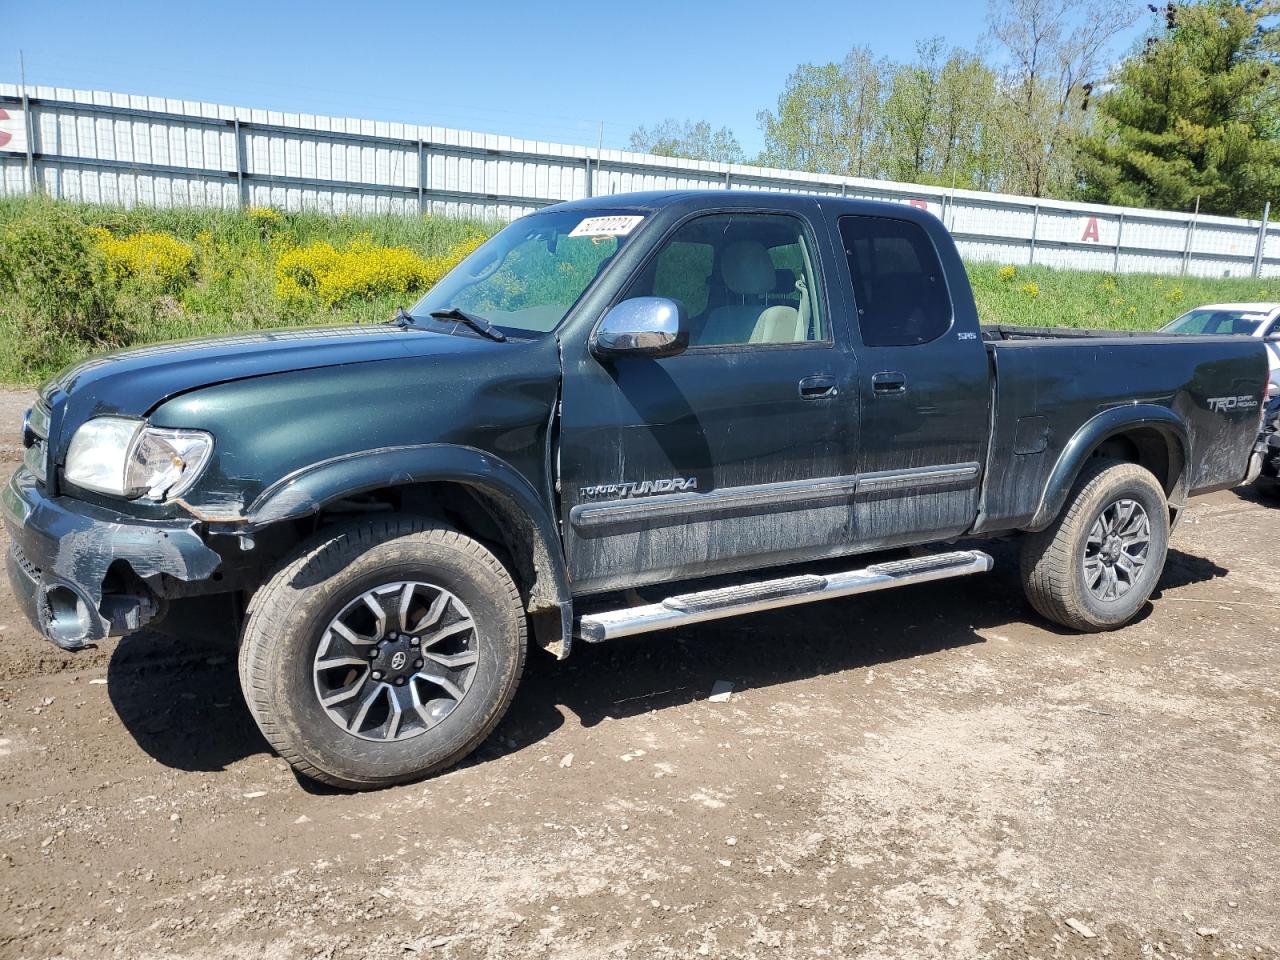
[3,467,222,650]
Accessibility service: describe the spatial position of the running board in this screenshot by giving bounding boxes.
[574,549,994,642]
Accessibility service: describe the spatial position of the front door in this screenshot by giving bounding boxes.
[558,210,859,595]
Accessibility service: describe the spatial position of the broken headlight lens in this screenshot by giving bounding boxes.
[65,417,213,501]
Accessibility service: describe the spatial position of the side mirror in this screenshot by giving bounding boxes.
[1265,333,1280,343]
[591,297,688,360]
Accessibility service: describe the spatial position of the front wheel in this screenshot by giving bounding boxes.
[238,517,526,790]
[1020,458,1170,632]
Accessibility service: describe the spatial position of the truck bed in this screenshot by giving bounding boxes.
[975,332,1266,534]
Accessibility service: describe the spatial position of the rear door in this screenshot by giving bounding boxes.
[830,212,991,549]
[557,208,861,595]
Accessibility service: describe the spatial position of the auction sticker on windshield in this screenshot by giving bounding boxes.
[569,215,644,238]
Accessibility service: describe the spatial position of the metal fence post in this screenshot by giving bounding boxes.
[417,140,427,215]
[585,157,593,199]
[1254,201,1271,278]
[724,170,731,190]
[1181,197,1200,277]
[1028,203,1040,266]
[1113,213,1125,273]
[233,118,246,207]
[20,83,36,194]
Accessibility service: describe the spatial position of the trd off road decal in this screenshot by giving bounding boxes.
[1207,395,1260,413]
[579,477,698,501]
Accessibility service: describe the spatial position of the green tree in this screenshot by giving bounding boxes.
[628,119,745,164]
[988,0,1139,197]
[756,48,891,176]
[882,39,1001,187]
[884,38,947,182]
[1077,0,1280,216]
[934,51,1004,189]
[840,46,892,177]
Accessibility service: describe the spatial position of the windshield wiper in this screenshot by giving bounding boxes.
[388,306,417,329]
[429,307,507,342]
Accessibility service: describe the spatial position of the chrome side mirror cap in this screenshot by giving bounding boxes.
[591,297,688,359]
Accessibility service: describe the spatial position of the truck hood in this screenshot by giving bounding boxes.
[41,324,509,442]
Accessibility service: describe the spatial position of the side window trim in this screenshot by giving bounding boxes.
[607,209,835,354]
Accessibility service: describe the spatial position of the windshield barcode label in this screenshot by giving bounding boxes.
[569,215,644,238]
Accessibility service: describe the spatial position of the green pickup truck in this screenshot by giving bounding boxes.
[5,191,1268,789]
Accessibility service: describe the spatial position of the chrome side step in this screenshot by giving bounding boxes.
[574,549,993,642]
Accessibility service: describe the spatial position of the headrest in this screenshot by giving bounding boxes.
[721,241,775,296]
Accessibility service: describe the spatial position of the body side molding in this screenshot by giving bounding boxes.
[570,463,982,535]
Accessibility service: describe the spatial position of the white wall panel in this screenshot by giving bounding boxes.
[1,83,1277,276]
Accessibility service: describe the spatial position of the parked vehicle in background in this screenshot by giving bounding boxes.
[1161,303,1280,394]
[5,192,1270,790]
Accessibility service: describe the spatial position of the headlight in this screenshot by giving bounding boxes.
[64,417,213,501]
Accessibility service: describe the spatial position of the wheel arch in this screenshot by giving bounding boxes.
[1027,405,1190,532]
[245,444,574,658]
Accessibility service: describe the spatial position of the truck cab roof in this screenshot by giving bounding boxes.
[548,189,932,223]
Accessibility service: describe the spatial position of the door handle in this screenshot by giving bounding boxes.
[798,375,838,400]
[871,371,907,395]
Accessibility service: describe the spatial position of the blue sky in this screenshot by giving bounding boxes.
[3,1,1146,156]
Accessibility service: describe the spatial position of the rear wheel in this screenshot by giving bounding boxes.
[239,517,526,790]
[1020,458,1169,632]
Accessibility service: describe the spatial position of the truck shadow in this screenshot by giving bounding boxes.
[105,541,1227,779]
[476,541,1228,767]
[1230,482,1278,508]
[107,606,268,775]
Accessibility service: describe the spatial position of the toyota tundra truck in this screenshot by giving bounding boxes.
[4,191,1268,789]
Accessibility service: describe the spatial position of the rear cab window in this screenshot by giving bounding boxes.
[838,215,953,347]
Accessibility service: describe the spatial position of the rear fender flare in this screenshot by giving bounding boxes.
[1028,404,1191,531]
[245,444,573,655]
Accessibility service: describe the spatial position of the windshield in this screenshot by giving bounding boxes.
[410,209,644,337]
[1162,309,1270,336]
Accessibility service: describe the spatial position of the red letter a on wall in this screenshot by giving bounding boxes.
[1081,217,1101,243]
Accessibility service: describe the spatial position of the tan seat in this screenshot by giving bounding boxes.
[697,241,805,346]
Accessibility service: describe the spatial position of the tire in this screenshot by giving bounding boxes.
[1020,458,1170,633]
[238,516,526,790]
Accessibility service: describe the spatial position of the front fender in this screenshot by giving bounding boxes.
[246,443,574,655]
[1028,404,1191,531]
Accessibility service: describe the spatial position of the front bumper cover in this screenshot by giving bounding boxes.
[3,467,222,650]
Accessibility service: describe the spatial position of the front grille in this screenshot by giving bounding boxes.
[11,542,41,583]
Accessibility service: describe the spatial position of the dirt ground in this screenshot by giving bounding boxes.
[0,386,1277,960]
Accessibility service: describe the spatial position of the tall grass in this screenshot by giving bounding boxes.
[966,261,1280,331]
[0,197,492,384]
[1,196,1279,386]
